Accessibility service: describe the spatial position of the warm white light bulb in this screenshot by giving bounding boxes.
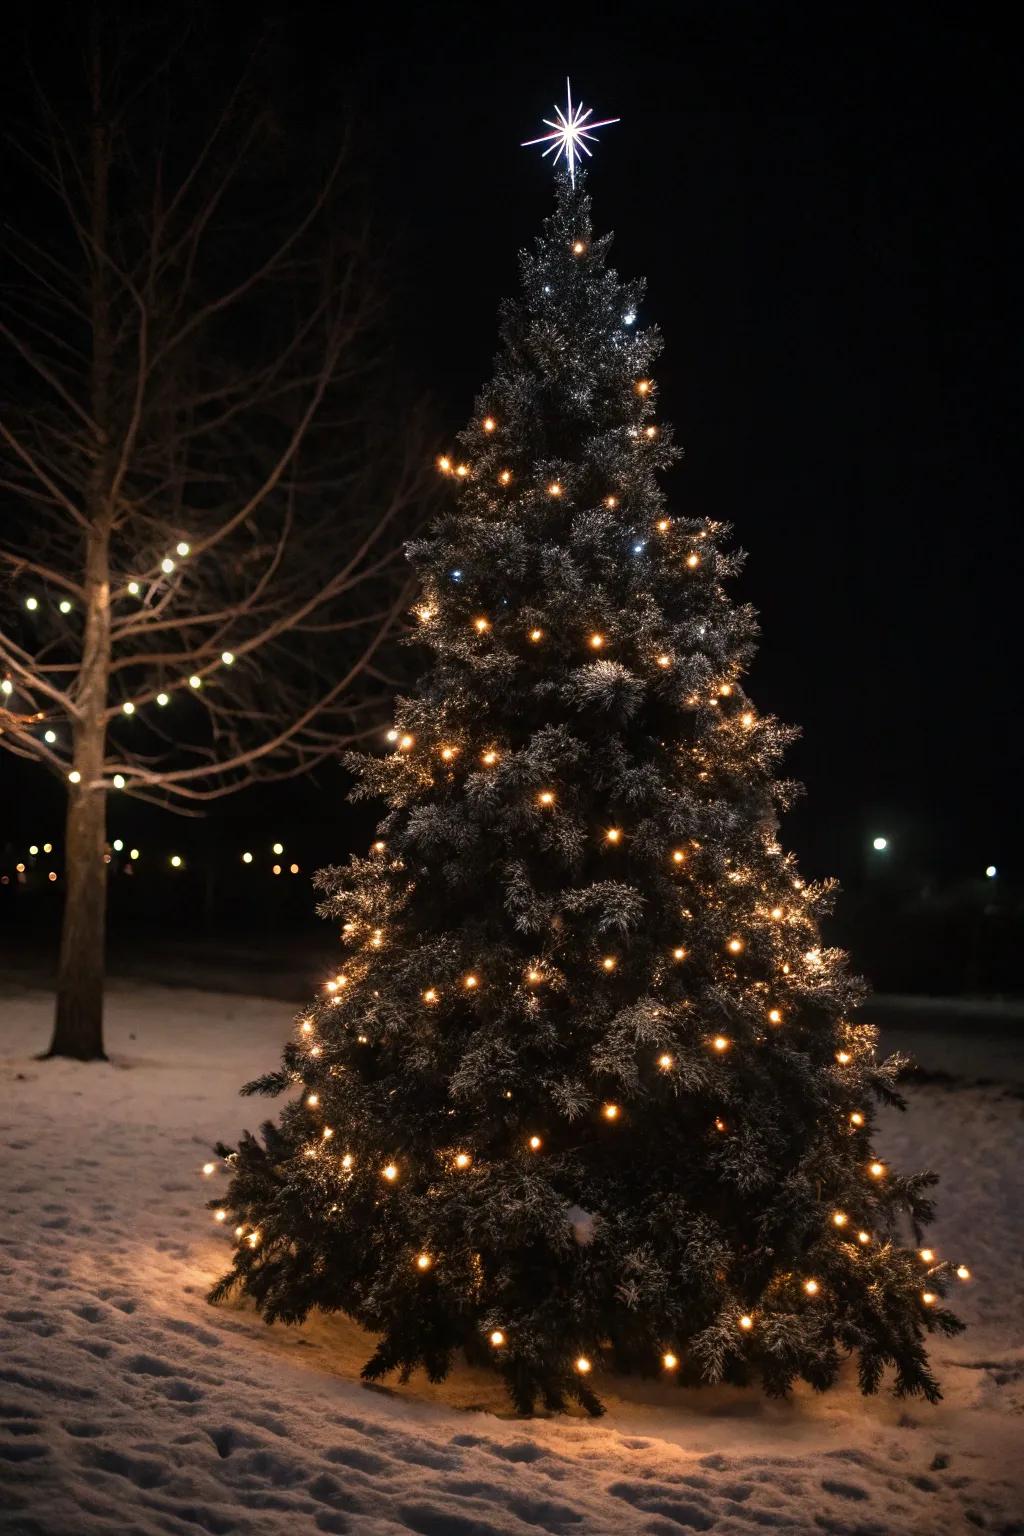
[59,599,72,614]
[161,558,175,574]
[127,581,141,595]
[122,700,135,715]
[272,842,284,855]
[221,651,235,666]
[156,692,169,706]
[189,675,201,689]
[242,852,253,864]
[176,541,190,557]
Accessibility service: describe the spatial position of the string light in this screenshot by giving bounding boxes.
[672,947,686,961]
[572,241,586,256]
[719,683,733,697]
[714,1117,727,1132]
[538,790,555,806]
[850,1111,865,1126]
[415,1252,433,1271]
[129,848,139,860]
[836,1051,851,1065]
[474,617,490,632]
[601,956,617,972]
[739,1314,753,1331]
[602,1103,620,1120]
[656,518,670,532]
[306,1093,319,1107]
[671,849,686,864]
[26,596,39,610]
[605,495,618,508]
[423,988,437,1003]
[341,1153,354,1170]
[770,907,784,920]
[464,973,479,989]
[741,711,754,728]
[548,482,563,497]
[321,1126,333,1140]
[482,417,497,433]
[657,1053,674,1069]
[59,599,72,614]
[112,774,125,788]
[635,380,651,395]
[858,1231,871,1245]
[440,745,458,760]
[156,692,169,706]
[957,1265,971,1280]
[272,864,281,875]
[656,654,671,668]
[922,1291,937,1306]
[373,839,386,852]
[588,632,604,649]
[161,558,175,574]
[499,469,512,484]
[644,425,658,440]
[575,1356,591,1373]
[803,1279,820,1296]
[399,734,414,751]
[188,674,201,689]
[273,842,284,855]
[300,1020,314,1034]
[919,1248,935,1263]
[662,1352,678,1370]
[122,701,135,715]
[685,553,701,569]
[868,1161,885,1179]
[170,854,182,867]
[455,464,469,478]
[454,1153,472,1169]
[767,1008,782,1024]
[221,651,235,666]
[113,839,124,852]
[382,1164,398,1181]
[127,581,141,596]
[482,750,499,765]
[726,937,744,953]
[489,1329,505,1347]
[529,628,544,642]
[438,455,451,473]
[605,827,622,843]
[242,852,253,864]
[176,541,191,558]
[214,1209,227,1222]
[528,1135,542,1151]
[712,1036,730,1052]
[832,1211,848,1228]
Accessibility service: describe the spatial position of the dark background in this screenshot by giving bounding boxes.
[2,1,1019,993]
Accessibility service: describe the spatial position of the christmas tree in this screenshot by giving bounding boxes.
[210,169,966,1416]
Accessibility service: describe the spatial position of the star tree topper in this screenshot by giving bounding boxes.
[522,78,619,185]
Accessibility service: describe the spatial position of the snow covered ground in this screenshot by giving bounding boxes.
[1,980,1022,1536]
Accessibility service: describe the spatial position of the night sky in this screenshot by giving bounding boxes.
[3,1,1019,892]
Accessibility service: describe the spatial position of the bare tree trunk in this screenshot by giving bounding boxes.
[45,25,112,1061]
[49,725,108,1061]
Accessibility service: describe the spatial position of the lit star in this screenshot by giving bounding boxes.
[522,78,619,185]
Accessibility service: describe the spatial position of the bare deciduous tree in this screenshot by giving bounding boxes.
[0,20,428,1059]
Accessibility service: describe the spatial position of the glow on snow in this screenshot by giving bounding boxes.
[522,78,619,184]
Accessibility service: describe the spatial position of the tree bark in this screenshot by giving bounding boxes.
[44,23,113,1062]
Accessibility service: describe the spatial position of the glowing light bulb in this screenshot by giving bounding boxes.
[221,650,235,666]
[589,632,604,648]
[739,1314,753,1331]
[605,495,619,508]
[662,1352,678,1370]
[373,840,386,852]
[538,790,555,806]
[850,1111,864,1126]
[438,455,451,473]
[712,1036,730,1053]
[341,1153,354,1169]
[528,1135,542,1151]
[499,469,512,484]
[382,1164,398,1181]
[957,1265,971,1280]
[455,463,469,478]
[858,1231,871,1244]
[920,1248,935,1263]
[170,854,182,867]
[214,1209,227,1222]
[241,852,253,864]
[490,1329,505,1347]
[188,675,201,689]
[548,481,563,497]
[29,845,38,855]
[605,827,622,844]
[455,1153,471,1169]
[25,596,39,610]
[767,1008,782,1024]
[272,864,282,876]
[156,692,169,706]
[122,700,135,715]
[833,1211,848,1227]
[836,1050,851,1065]
[572,241,586,255]
[656,653,671,668]
[271,842,284,855]
[656,518,670,532]
[176,541,190,557]
[686,555,700,573]
[322,1126,333,1140]
[161,558,175,574]
[43,843,52,853]
[440,745,458,760]
[803,1279,820,1296]
[482,750,499,765]
[658,1053,674,1069]
[644,425,658,439]
[623,311,636,325]
[306,1093,319,1107]
[985,865,997,879]
[714,1117,726,1132]
[727,937,744,954]
[719,683,733,697]
[112,774,125,788]
[770,907,784,920]
[635,379,651,395]
[422,988,438,1003]
[529,628,544,642]
[59,599,72,614]
[482,416,496,432]
[113,838,123,852]
[869,1161,885,1179]
[129,848,139,861]
[464,974,479,989]
[671,849,686,864]
[602,1103,620,1121]
[672,947,686,961]
[922,1291,937,1306]
[601,956,617,972]
[474,617,490,632]
[399,734,414,750]
[873,836,888,851]
[127,581,140,595]
[741,711,754,728]
[300,1020,314,1034]
[575,1355,591,1373]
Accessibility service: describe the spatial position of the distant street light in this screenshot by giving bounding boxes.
[872,836,888,852]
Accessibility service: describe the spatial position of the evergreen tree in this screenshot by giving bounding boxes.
[211,173,965,1415]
